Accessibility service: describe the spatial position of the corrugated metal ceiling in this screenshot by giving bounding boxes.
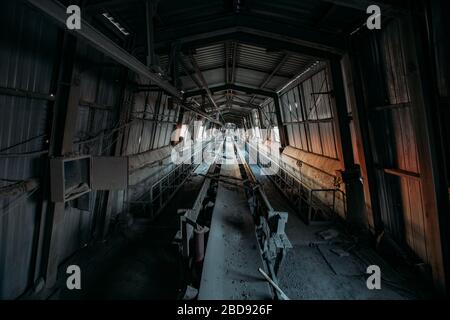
[84,0,373,123]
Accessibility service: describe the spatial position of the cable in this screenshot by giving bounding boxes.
[0,187,39,220]
[0,120,138,159]
[0,133,47,153]
[0,149,49,159]
[0,178,22,183]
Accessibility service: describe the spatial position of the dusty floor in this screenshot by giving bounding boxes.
[251,164,429,300]
[35,156,430,300]
[199,160,272,300]
[51,163,211,300]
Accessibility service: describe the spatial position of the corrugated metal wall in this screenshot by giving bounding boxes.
[0,1,181,299]
[124,87,178,156]
[279,68,338,160]
[353,18,430,264]
[59,42,125,263]
[0,1,58,299]
[124,76,180,203]
[255,66,347,218]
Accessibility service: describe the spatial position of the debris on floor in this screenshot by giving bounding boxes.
[182,286,199,300]
[330,248,350,257]
[318,229,340,240]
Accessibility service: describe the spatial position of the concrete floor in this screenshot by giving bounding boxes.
[198,161,272,300]
[37,146,427,300]
[251,164,427,300]
[52,163,211,300]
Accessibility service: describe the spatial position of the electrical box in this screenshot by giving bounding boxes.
[91,156,128,190]
[50,156,128,203]
[50,155,92,203]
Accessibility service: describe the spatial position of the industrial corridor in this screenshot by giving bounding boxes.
[0,0,449,303]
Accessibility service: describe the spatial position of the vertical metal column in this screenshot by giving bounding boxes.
[344,47,384,236]
[273,96,288,148]
[328,58,366,230]
[42,32,81,288]
[145,0,156,68]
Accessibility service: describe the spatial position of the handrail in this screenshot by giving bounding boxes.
[246,141,346,221]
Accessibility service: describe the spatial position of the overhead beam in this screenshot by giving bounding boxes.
[181,102,222,125]
[211,105,253,115]
[85,0,140,11]
[159,31,334,60]
[231,42,238,84]
[184,84,277,99]
[178,63,292,79]
[260,54,290,88]
[26,0,182,99]
[315,4,338,28]
[155,16,346,57]
[222,101,262,109]
[225,41,230,84]
[249,53,290,104]
[179,57,203,89]
[145,0,157,68]
[188,54,220,111]
[318,0,407,15]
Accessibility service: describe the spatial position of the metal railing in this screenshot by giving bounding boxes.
[247,142,346,224]
[127,141,213,220]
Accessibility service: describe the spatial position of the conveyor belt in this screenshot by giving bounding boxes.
[198,140,272,300]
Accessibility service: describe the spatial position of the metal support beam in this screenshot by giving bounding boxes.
[261,54,290,89]
[188,54,220,111]
[157,31,337,60]
[344,48,383,235]
[184,84,277,99]
[179,57,203,89]
[225,41,230,84]
[231,42,238,84]
[26,0,182,99]
[273,97,288,148]
[169,42,181,88]
[42,33,81,288]
[154,14,347,55]
[219,101,261,110]
[319,0,407,16]
[145,0,157,68]
[85,0,140,12]
[27,0,222,128]
[181,102,222,125]
[249,53,290,105]
[328,58,365,230]
[102,68,130,238]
